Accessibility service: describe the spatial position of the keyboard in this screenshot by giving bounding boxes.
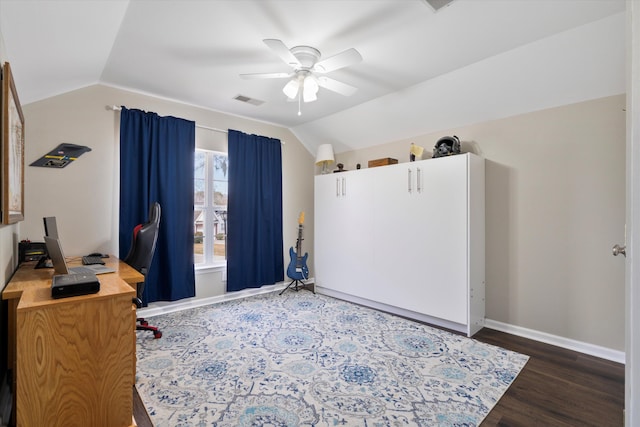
[82,256,105,265]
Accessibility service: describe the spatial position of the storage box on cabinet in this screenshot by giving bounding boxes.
[368,157,398,168]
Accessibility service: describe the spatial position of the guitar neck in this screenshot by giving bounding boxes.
[296,224,304,255]
[295,212,305,262]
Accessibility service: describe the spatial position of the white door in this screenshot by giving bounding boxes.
[625,2,640,425]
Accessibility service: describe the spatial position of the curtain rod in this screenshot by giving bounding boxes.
[106,105,227,133]
[106,105,285,144]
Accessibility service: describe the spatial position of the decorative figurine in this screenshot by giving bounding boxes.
[410,143,424,162]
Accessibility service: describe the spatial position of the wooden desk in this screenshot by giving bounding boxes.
[2,256,143,300]
[2,257,143,427]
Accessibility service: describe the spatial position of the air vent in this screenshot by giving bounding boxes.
[234,95,264,106]
[423,0,455,12]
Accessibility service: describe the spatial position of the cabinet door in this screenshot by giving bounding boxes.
[314,170,375,295]
[17,288,135,426]
[374,156,469,324]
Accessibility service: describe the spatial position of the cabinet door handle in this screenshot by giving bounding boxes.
[336,178,340,197]
[342,177,346,196]
[408,169,412,193]
[417,168,422,193]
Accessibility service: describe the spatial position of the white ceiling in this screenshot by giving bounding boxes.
[0,0,626,154]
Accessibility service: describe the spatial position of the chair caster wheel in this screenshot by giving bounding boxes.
[140,320,148,326]
[153,331,162,339]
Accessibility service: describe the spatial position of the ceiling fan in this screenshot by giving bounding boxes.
[241,39,362,106]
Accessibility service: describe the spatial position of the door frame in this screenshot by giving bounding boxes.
[626,1,639,425]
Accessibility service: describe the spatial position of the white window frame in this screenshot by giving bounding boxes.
[194,149,227,269]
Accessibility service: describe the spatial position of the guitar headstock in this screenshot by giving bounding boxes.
[298,211,305,225]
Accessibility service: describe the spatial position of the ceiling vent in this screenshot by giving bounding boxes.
[233,95,264,106]
[423,0,455,12]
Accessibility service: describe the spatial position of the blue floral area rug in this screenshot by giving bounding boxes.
[135,291,528,426]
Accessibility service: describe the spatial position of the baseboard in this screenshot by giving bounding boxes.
[484,319,625,364]
[138,278,315,318]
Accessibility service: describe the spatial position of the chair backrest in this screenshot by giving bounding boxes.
[124,202,161,276]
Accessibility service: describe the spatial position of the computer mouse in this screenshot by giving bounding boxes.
[88,252,109,258]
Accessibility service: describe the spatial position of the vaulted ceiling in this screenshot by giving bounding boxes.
[0,0,626,154]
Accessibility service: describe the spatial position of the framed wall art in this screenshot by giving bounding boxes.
[1,61,25,224]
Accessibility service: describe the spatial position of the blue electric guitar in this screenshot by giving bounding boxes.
[286,212,309,281]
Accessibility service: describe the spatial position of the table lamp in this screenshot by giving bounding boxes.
[315,144,335,174]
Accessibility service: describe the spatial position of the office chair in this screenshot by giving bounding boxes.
[124,202,162,339]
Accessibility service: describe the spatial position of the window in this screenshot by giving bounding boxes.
[194,149,228,266]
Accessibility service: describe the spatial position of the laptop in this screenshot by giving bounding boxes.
[44,236,116,275]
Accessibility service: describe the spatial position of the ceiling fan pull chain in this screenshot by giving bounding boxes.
[298,92,302,116]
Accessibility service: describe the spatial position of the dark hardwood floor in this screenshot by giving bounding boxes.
[133,386,153,427]
[133,328,625,427]
[475,328,624,427]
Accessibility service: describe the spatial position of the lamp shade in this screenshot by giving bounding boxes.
[303,75,319,103]
[283,78,300,99]
[315,144,335,166]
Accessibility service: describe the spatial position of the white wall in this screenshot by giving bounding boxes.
[336,95,626,352]
[20,84,315,299]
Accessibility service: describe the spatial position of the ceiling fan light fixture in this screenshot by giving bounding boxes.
[242,39,362,115]
[303,75,319,103]
[303,92,317,103]
[303,90,317,103]
[283,78,299,99]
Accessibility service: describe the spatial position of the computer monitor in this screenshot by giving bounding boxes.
[44,236,115,275]
[43,216,59,239]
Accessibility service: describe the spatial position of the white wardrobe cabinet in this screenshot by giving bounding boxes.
[314,153,485,336]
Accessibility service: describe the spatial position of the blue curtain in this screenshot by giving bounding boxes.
[119,107,196,303]
[227,129,284,292]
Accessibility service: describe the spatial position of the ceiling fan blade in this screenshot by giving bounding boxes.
[240,72,293,80]
[263,39,301,68]
[313,48,362,73]
[317,76,358,96]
